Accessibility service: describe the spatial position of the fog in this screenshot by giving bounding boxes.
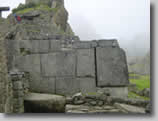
[1,0,150,56]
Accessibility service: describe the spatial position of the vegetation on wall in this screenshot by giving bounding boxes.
[12,3,58,14]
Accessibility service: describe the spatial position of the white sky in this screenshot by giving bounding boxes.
[0,0,150,56]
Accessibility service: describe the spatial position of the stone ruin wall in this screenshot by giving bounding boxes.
[0,35,129,113]
[0,37,13,113]
[8,37,129,97]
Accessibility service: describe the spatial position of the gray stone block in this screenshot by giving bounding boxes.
[78,78,96,93]
[24,93,66,113]
[19,40,32,52]
[77,49,95,77]
[50,40,61,52]
[73,41,91,49]
[14,54,41,74]
[39,77,55,94]
[19,40,49,53]
[39,40,49,53]
[55,77,80,95]
[98,39,119,47]
[13,90,24,98]
[98,87,128,97]
[28,73,42,93]
[29,73,55,94]
[13,81,23,90]
[96,47,129,86]
[41,50,76,77]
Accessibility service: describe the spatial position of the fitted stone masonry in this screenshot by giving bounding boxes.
[9,38,129,96]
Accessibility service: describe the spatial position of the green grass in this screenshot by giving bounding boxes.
[128,92,149,100]
[13,4,58,14]
[129,74,150,91]
[128,73,150,100]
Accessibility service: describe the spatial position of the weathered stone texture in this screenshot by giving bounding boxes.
[19,40,49,53]
[78,78,96,93]
[10,39,129,97]
[98,39,119,47]
[77,48,95,77]
[0,37,13,113]
[97,87,128,98]
[37,77,55,94]
[0,33,13,113]
[15,54,41,73]
[55,77,79,95]
[73,41,97,49]
[41,51,76,77]
[24,93,66,113]
[50,40,61,52]
[96,47,129,87]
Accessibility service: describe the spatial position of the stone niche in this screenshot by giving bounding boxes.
[11,39,129,96]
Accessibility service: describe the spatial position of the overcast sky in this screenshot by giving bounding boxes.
[1,0,150,56]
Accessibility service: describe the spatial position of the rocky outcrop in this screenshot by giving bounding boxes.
[3,0,76,41]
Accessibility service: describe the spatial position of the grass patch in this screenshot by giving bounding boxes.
[13,3,58,14]
[128,92,149,100]
[129,74,150,91]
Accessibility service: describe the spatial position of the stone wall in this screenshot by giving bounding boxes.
[8,38,129,97]
[0,37,13,113]
[9,71,30,113]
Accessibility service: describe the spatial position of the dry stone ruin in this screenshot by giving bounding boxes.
[0,0,150,113]
[10,38,129,96]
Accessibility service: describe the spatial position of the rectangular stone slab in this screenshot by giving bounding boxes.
[29,74,55,94]
[39,77,55,94]
[19,40,49,53]
[41,50,76,77]
[77,48,95,77]
[77,78,96,93]
[72,41,97,49]
[98,39,119,47]
[96,47,129,86]
[55,77,80,95]
[50,40,61,52]
[15,54,41,74]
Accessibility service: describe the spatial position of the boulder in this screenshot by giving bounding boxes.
[24,93,66,113]
[72,93,85,105]
[142,88,150,97]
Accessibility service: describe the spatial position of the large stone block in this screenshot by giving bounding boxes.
[55,77,80,95]
[14,54,41,74]
[98,87,128,97]
[98,39,119,47]
[96,47,129,87]
[39,40,49,53]
[78,78,96,93]
[38,77,55,94]
[50,40,61,52]
[72,41,97,49]
[29,73,55,94]
[41,50,76,77]
[77,48,95,77]
[24,93,66,113]
[19,40,49,53]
